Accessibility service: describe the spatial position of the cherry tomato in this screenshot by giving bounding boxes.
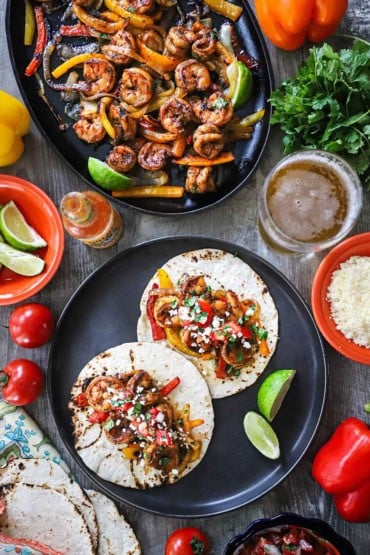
[1,359,44,406]
[9,303,55,348]
[165,527,210,555]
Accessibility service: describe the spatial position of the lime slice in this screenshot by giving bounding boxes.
[257,369,296,422]
[0,201,47,251]
[0,242,45,276]
[88,157,133,191]
[227,61,253,110]
[243,411,280,460]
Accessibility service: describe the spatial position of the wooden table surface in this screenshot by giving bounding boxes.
[0,1,369,553]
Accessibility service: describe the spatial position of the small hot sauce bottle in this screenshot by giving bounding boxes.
[60,190,123,249]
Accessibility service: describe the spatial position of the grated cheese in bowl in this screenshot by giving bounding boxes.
[327,256,370,348]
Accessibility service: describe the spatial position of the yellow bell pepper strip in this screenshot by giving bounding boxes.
[72,4,124,34]
[203,0,243,22]
[112,186,184,198]
[24,0,35,46]
[140,128,177,143]
[24,6,47,77]
[136,40,182,74]
[104,0,154,29]
[227,108,265,131]
[122,444,139,459]
[51,53,107,79]
[259,338,270,356]
[216,41,235,64]
[189,418,205,429]
[99,97,115,139]
[174,152,235,166]
[165,328,202,358]
[157,268,173,289]
[0,91,30,167]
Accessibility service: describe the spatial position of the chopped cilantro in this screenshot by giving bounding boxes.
[237,352,243,363]
[206,285,212,292]
[211,96,229,110]
[194,311,207,322]
[251,324,268,340]
[104,419,114,431]
[133,402,143,416]
[184,296,197,307]
[159,456,170,466]
[100,33,109,40]
[171,299,178,308]
[177,418,184,425]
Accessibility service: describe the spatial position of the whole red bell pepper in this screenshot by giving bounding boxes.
[312,417,370,494]
[312,417,370,523]
[333,479,370,523]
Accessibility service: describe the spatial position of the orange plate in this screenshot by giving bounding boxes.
[0,175,64,305]
[311,232,370,365]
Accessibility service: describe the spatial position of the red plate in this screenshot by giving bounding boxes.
[0,174,64,305]
[311,232,370,365]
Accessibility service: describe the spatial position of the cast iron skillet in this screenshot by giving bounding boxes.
[6,0,273,215]
[47,237,327,517]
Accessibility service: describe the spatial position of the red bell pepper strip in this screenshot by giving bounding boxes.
[159,377,180,397]
[59,23,91,37]
[196,299,214,327]
[312,417,370,494]
[76,393,89,407]
[215,356,228,379]
[333,479,370,523]
[89,411,110,424]
[146,294,166,341]
[24,7,47,77]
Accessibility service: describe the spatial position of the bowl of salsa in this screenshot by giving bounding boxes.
[223,513,356,555]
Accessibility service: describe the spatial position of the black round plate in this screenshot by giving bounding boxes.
[47,237,327,518]
[6,1,272,215]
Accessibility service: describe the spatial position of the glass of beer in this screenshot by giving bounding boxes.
[257,150,363,254]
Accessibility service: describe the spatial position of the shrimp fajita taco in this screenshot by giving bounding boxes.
[69,342,214,489]
[137,249,279,398]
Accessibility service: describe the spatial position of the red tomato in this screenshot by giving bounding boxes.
[165,527,210,555]
[9,303,55,348]
[1,359,44,406]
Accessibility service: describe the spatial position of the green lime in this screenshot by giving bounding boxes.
[257,369,296,422]
[243,411,280,460]
[0,242,45,276]
[227,61,253,110]
[88,157,133,191]
[0,201,47,251]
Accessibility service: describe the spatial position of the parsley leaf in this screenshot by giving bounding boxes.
[269,40,370,188]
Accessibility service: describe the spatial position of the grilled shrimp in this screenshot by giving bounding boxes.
[82,57,116,97]
[180,327,214,354]
[73,114,106,143]
[109,103,137,140]
[121,0,154,13]
[164,26,195,58]
[143,442,180,472]
[141,30,164,53]
[179,275,207,296]
[120,68,153,108]
[85,376,124,412]
[174,59,211,92]
[104,414,136,445]
[226,290,245,320]
[193,124,225,159]
[185,166,216,194]
[159,97,193,135]
[192,27,217,61]
[191,91,233,127]
[153,295,181,327]
[106,145,137,172]
[126,370,161,406]
[138,141,172,170]
[101,29,136,65]
[221,342,255,368]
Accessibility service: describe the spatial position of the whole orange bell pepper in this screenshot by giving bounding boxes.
[254,0,348,51]
[0,91,30,167]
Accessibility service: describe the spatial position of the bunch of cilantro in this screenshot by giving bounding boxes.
[269,40,370,188]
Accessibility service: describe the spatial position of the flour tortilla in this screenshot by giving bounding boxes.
[69,342,214,489]
[0,458,98,550]
[86,490,141,555]
[137,249,279,398]
[0,483,95,554]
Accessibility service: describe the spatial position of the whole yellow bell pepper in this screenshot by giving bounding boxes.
[0,91,31,167]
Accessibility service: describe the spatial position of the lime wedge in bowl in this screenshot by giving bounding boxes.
[88,157,133,191]
[243,411,280,460]
[0,242,45,276]
[0,201,47,251]
[257,369,296,422]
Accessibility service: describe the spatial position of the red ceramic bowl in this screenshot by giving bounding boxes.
[311,232,370,365]
[0,174,64,305]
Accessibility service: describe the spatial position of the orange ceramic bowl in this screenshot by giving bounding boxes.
[311,232,370,365]
[0,174,64,305]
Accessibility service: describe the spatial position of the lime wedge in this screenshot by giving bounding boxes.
[227,61,253,110]
[0,242,45,276]
[257,369,296,422]
[243,411,280,460]
[88,157,133,191]
[0,201,47,251]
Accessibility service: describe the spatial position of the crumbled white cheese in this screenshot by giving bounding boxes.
[327,256,370,348]
[171,468,179,475]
